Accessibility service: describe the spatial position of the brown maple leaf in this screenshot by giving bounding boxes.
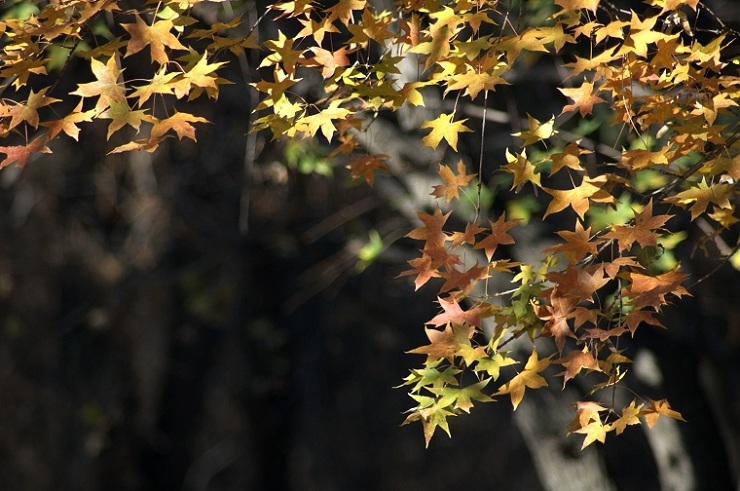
[473,214,518,261]
[555,347,601,387]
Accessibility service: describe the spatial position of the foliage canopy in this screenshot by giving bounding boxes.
[1,0,738,448]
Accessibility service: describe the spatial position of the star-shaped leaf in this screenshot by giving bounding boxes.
[495,349,551,410]
[122,15,188,65]
[421,113,472,151]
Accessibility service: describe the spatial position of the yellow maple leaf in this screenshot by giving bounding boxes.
[421,113,472,151]
[70,55,126,112]
[495,349,551,410]
[99,100,156,140]
[503,148,541,192]
[513,114,556,146]
[296,100,351,142]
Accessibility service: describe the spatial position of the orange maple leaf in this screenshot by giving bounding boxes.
[543,175,615,220]
[627,269,689,309]
[6,87,60,130]
[41,100,96,140]
[559,81,605,117]
[439,262,489,294]
[407,323,475,362]
[427,296,488,328]
[406,207,451,251]
[122,15,188,65]
[398,253,443,290]
[603,200,672,252]
[544,220,599,262]
[503,148,541,192]
[612,400,643,435]
[151,111,209,142]
[431,160,476,203]
[0,135,52,169]
[641,399,686,428]
[473,214,518,261]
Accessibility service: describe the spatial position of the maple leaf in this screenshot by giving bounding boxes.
[431,160,476,203]
[544,220,599,262]
[564,48,620,79]
[627,269,689,309]
[547,264,609,304]
[603,200,673,252]
[407,207,451,249]
[536,292,578,353]
[173,51,229,100]
[99,100,156,140]
[70,55,126,112]
[0,135,52,169]
[41,100,96,140]
[473,214,518,261]
[6,88,61,130]
[555,347,601,387]
[131,66,178,107]
[450,222,485,249]
[398,254,443,290]
[567,401,609,449]
[513,114,556,146]
[665,178,733,221]
[430,378,493,413]
[326,0,367,26]
[476,350,518,380]
[408,323,475,362]
[151,111,209,141]
[444,66,507,99]
[623,308,664,335]
[298,100,351,142]
[439,263,489,294]
[559,81,605,117]
[554,0,600,14]
[260,30,304,75]
[612,400,644,435]
[420,113,472,151]
[253,68,300,105]
[122,15,188,65]
[550,142,589,175]
[503,148,541,192]
[296,15,340,44]
[641,399,686,428]
[303,47,351,79]
[346,154,389,187]
[568,401,608,432]
[428,296,488,328]
[495,349,551,410]
[543,175,616,220]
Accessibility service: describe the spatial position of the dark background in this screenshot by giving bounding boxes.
[0,0,739,489]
